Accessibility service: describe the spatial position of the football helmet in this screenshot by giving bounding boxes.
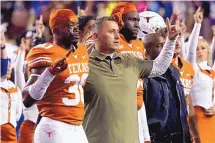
[138,11,166,41]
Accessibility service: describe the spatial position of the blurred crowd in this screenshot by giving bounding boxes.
[1,1,215,44]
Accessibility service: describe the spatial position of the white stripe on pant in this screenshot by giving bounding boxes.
[138,104,151,143]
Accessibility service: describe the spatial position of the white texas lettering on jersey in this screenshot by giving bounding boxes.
[180,77,193,96]
[180,78,192,89]
[120,51,144,59]
[68,63,89,74]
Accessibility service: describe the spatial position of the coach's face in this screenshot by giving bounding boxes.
[122,12,140,39]
[96,20,120,53]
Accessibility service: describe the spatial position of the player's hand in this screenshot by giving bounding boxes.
[35,15,45,38]
[191,137,201,143]
[20,38,31,51]
[48,48,73,75]
[166,18,180,40]
[204,106,215,117]
[0,30,6,48]
[77,6,88,16]
[170,13,179,25]
[193,7,203,24]
[212,25,215,37]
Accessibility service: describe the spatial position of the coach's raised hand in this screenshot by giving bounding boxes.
[166,18,180,40]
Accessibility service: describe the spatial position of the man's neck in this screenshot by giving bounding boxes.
[146,55,153,60]
[95,48,114,55]
[120,29,133,43]
[54,40,77,51]
[95,43,115,54]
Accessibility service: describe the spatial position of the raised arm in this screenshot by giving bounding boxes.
[211,26,215,69]
[16,88,23,121]
[14,38,30,90]
[0,30,7,59]
[186,7,203,65]
[135,19,180,78]
[179,20,188,59]
[148,18,180,77]
[0,30,9,76]
[32,15,46,47]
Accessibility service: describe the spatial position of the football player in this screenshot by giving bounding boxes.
[22,9,89,143]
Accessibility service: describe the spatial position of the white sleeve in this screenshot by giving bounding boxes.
[16,88,23,121]
[149,38,176,77]
[139,103,151,141]
[180,36,187,59]
[186,23,201,65]
[14,49,26,90]
[211,37,215,69]
[28,68,55,100]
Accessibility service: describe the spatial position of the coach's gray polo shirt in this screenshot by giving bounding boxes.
[83,49,153,143]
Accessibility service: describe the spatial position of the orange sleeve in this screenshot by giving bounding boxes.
[26,43,54,70]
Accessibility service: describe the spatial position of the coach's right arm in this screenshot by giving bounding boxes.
[135,18,180,78]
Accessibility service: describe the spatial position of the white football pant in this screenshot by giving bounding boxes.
[34,117,88,143]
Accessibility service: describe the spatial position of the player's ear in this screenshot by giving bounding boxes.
[92,32,99,41]
[53,27,67,38]
[53,28,60,36]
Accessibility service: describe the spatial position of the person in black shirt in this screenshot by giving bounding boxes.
[143,33,191,143]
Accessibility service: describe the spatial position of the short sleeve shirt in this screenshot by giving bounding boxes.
[83,49,153,143]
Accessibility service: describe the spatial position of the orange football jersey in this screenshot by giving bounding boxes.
[27,43,89,125]
[116,34,146,109]
[172,57,195,105]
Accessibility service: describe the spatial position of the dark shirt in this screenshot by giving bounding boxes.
[1,58,8,77]
[144,65,191,143]
[161,71,182,133]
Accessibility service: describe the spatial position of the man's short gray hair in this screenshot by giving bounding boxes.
[92,16,116,33]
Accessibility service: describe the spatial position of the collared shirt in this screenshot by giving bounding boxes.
[83,49,153,143]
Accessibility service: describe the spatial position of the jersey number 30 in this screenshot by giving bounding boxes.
[62,74,88,106]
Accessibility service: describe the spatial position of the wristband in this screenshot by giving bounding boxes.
[28,68,55,100]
